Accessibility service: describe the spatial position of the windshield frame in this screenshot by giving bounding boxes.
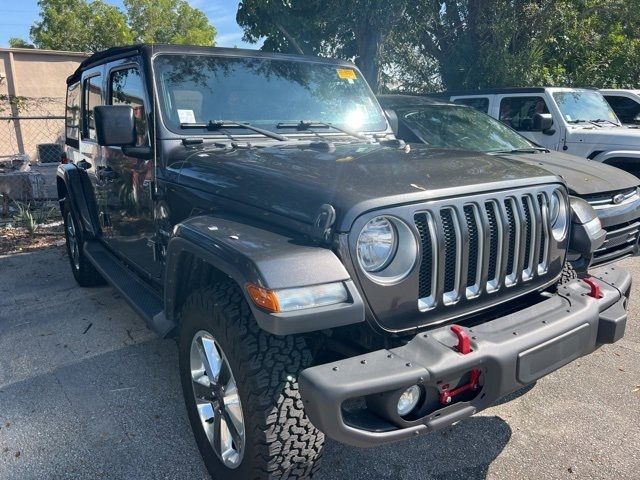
[151,52,390,139]
[394,103,537,153]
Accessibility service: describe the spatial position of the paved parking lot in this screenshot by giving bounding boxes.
[0,248,638,480]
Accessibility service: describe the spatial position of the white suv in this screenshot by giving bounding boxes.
[442,87,640,175]
[601,89,640,127]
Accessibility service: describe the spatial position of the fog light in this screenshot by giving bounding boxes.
[397,385,421,416]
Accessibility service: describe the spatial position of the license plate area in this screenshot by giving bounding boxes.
[517,323,591,384]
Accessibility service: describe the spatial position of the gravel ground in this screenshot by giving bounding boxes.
[0,248,638,480]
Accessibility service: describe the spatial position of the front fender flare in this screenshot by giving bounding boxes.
[164,215,365,335]
[56,163,100,237]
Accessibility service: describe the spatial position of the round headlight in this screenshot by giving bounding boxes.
[397,385,421,417]
[357,216,397,272]
[550,190,568,241]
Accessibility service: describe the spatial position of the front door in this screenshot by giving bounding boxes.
[101,60,161,279]
[495,95,561,150]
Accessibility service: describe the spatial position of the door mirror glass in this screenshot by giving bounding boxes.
[94,105,136,147]
[533,113,554,132]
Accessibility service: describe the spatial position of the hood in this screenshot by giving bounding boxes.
[496,151,640,196]
[173,141,559,231]
[566,125,640,146]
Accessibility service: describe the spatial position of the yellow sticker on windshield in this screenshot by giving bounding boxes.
[337,68,357,80]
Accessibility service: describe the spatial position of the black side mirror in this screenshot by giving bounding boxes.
[532,113,554,133]
[94,105,136,147]
[384,108,399,135]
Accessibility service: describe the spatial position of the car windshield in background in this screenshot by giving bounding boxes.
[399,105,533,152]
[552,90,620,124]
[154,54,387,135]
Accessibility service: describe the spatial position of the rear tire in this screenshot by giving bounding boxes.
[62,199,105,287]
[178,282,324,479]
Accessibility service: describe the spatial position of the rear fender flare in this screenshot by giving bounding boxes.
[56,163,100,238]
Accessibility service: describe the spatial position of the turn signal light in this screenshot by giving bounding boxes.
[246,284,280,313]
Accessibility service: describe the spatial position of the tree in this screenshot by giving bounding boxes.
[124,0,216,46]
[29,0,216,52]
[237,0,409,92]
[30,0,132,51]
[8,38,35,49]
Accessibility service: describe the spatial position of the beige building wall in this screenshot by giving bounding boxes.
[0,48,88,161]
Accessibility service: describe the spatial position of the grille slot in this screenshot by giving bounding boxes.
[415,192,552,311]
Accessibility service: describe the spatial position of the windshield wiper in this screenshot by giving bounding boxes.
[276,120,368,141]
[493,147,549,154]
[180,120,290,141]
[592,118,621,127]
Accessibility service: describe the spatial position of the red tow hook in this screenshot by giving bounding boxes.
[582,277,602,299]
[450,325,472,354]
[439,369,482,405]
[439,325,481,405]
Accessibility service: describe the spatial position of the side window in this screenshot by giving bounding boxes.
[453,97,489,114]
[499,96,549,131]
[83,75,102,140]
[604,95,640,125]
[110,67,149,146]
[65,82,81,146]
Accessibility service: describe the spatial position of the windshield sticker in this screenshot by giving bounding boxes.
[337,68,357,81]
[177,109,196,123]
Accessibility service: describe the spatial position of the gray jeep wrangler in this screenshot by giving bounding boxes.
[58,44,630,479]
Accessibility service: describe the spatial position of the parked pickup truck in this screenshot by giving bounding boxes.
[378,94,640,271]
[58,45,630,479]
[434,87,640,176]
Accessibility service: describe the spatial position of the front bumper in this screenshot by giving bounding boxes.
[299,265,631,447]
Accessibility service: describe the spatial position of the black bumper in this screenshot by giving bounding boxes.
[299,266,631,447]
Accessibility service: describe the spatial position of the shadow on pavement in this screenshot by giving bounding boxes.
[319,415,512,480]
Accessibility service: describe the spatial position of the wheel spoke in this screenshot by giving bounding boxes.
[220,406,244,452]
[223,378,244,437]
[219,416,237,465]
[198,336,223,383]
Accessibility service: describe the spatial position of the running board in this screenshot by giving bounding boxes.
[84,241,176,337]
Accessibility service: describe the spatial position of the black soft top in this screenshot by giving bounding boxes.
[67,43,356,85]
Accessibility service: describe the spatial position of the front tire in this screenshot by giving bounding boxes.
[178,282,325,479]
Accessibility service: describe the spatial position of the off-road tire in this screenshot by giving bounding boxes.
[62,199,105,287]
[178,282,325,479]
[558,261,579,286]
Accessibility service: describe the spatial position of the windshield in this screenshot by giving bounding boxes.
[552,90,620,124]
[154,54,388,135]
[398,104,533,152]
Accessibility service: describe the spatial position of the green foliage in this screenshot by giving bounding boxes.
[124,0,216,46]
[29,0,216,52]
[8,38,35,48]
[237,0,640,92]
[12,203,39,237]
[30,0,132,51]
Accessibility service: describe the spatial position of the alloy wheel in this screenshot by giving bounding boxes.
[189,330,245,469]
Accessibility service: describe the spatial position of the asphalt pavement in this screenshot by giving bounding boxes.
[0,248,638,479]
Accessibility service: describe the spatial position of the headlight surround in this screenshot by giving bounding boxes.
[356,215,418,285]
[356,216,397,272]
[550,190,569,241]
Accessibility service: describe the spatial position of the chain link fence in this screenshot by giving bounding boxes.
[0,97,66,163]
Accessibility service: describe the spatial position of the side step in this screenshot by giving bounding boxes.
[84,241,176,337]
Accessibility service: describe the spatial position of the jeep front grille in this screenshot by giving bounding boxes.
[415,193,551,311]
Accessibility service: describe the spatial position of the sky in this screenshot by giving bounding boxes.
[0,0,257,49]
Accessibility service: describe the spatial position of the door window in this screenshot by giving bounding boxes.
[83,75,102,140]
[110,67,149,146]
[604,95,640,125]
[66,82,81,146]
[499,96,549,131]
[453,97,489,114]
